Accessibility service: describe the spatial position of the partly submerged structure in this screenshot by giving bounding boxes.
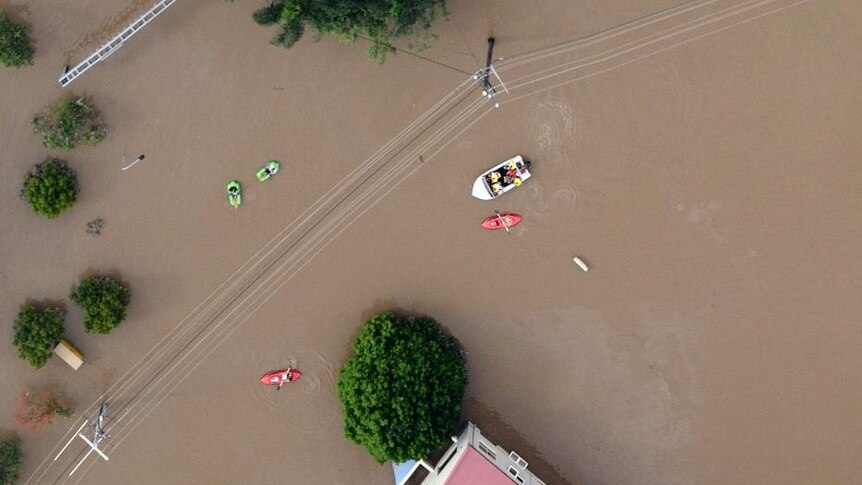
[53,339,84,370]
[59,0,178,87]
[410,422,546,485]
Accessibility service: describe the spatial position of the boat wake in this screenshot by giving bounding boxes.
[523,95,579,162]
[251,351,340,437]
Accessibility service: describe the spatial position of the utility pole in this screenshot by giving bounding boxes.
[473,38,508,108]
[484,37,496,92]
[55,403,111,476]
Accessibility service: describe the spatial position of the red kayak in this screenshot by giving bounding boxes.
[260,369,302,387]
[482,213,522,230]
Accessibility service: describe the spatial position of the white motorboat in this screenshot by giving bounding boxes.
[471,155,532,200]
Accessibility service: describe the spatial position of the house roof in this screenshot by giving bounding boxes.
[444,448,514,485]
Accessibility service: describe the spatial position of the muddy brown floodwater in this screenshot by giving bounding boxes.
[1,0,860,484]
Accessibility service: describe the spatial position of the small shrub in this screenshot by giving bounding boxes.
[32,97,106,151]
[14,391,73,433]
[0,11,34,68]
[0,440,22,485]
[86,218,103,235]
[70,276,131,334]
[21,158,77,219]
[13,306,65,369]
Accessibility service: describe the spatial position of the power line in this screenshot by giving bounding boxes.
[355,34,473,75]
[499,0,713,64]
[450,15,483,69]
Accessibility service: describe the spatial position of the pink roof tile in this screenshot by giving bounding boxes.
[445,448,514,485]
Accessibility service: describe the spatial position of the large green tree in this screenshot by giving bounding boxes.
[337,312,466,463]
[13,306,65,369]
[253,0,447,61]
[0,11,34,68]
[21,159,77,219]
[70,276,131,335]
[0,441,22,485]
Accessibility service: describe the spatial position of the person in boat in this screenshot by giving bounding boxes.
[491,183,503,194]
[514,177,522,186]
[229,186,238,195]
[276,367,294,390]
[489,172,500,183]
[506,161,519,178]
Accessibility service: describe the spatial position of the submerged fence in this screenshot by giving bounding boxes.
[59,0,178,87]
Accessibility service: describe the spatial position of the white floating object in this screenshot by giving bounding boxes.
[53,339,84,370]
[572,256,589,272]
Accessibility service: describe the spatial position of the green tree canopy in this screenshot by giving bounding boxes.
[13,306,65,369]
[21,159,77,219]
[0,441,22,485]
[70,276,131,335]
[32,97,106,151]
[337,312,467,463]
[0,11,34,68]
[253,0,447,61]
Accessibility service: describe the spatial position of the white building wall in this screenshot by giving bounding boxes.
[420,422,546,485]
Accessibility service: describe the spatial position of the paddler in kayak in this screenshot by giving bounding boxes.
[276,367,295,391]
